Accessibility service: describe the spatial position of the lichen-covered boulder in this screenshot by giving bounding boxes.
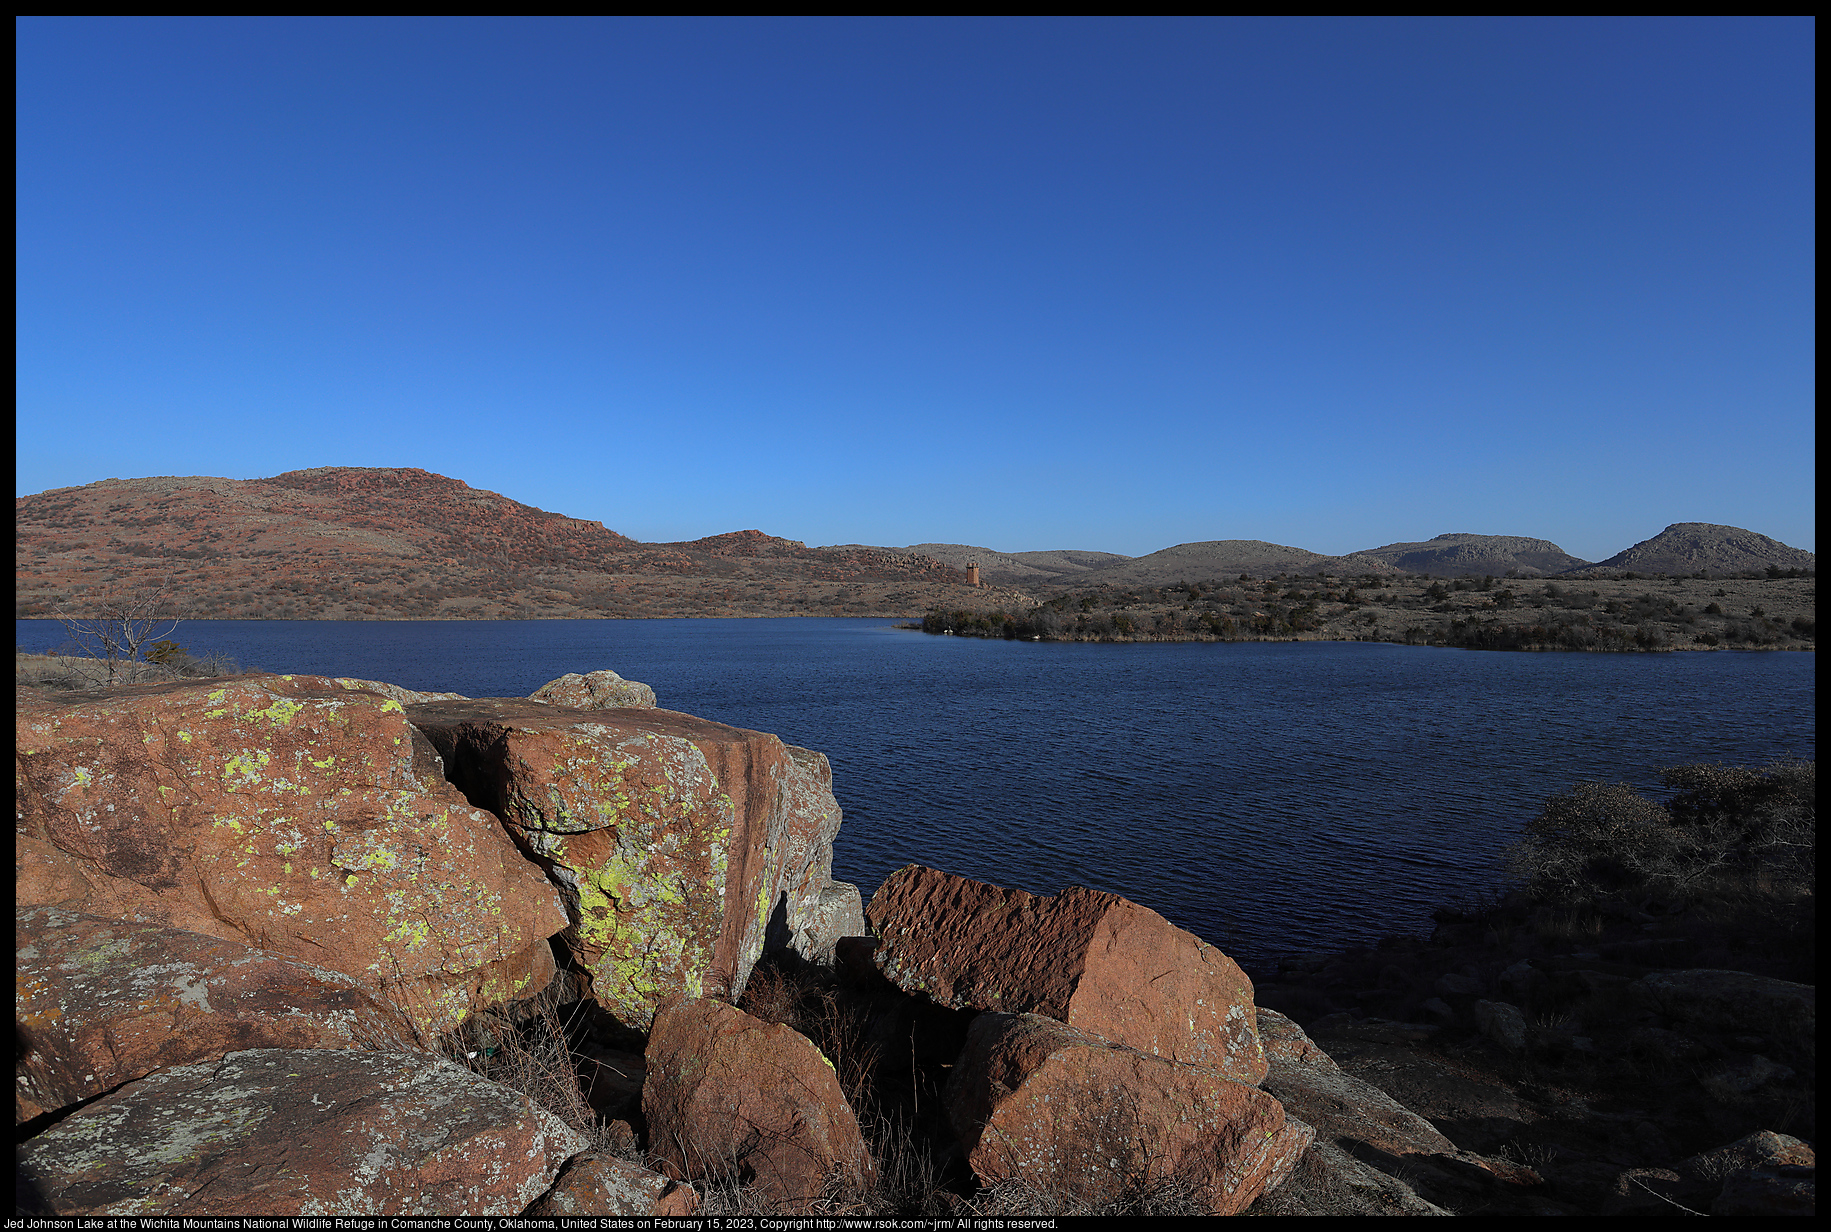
[530,669,657,710]
[865,865,1265,1082]
[15,1049,588,1215]
[407,699,846,1028]
[15,907,420,1123]
[945,1012,1307,1215]
[644,998,873,1213]
[15,676,568,1036]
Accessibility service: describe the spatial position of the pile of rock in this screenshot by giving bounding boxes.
[23,667,1765,1216]
[15,668,854,1215]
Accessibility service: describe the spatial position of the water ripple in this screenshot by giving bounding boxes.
[17,618,1812,971]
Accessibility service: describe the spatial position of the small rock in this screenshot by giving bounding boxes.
[525,1154,700,1216]
[1681,1129,1815,1180]
[1714,1165,1815,1216]
[1435,973,1483,997]
[1473,1001,1528,1053]
[1702,1054,1796,1100]
[1630,1025,1711,1064]
[1602,1167,1694,1216]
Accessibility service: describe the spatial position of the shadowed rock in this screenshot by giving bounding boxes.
[1632,970,1816,1063]
[643,998,873,1213]
[15,908,420,1123]
[945,1012,1307,1215]
[525,1154,700,1216]
[1256,1007,1458,1158]
[865,864,1264,1081]
[16,1049,587,1215]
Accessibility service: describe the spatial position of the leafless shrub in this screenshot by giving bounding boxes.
[51,581,183,686]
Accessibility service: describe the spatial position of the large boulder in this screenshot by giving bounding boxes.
[643,997,873,1212]
[16,1049,588,1215]
[1256,1008,1542,1210]
[1248,1139,1452,1216]
[406,699,849,1028]
[530,669,658,710]
[15,907,420,1123]
[865,865,1264,1082]
[945,1012,1307,1216]
[1256,1007,1458,1158]
[1632,970,1816,1062]
[15,675,569,1036]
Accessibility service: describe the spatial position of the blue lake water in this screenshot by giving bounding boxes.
[18,618,1815,973]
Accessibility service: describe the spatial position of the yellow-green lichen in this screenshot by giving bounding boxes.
[243,697,304,727]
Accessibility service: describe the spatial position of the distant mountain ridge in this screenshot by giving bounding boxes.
[1353,533,1592,579]
[13,468,1812,621]
[869,526,1809,588]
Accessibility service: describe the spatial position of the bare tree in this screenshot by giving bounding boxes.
[53,580,184,686]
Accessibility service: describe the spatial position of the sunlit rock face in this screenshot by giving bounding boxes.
[15,675,569,1037]
[864,863,1267,1083]
[406,698,852,1028]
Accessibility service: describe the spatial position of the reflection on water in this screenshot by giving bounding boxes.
[17,618,1813,970]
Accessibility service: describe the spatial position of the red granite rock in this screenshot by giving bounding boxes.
[530,669,657,709]
[945,1012,1308,1215]
[408,699,848,1028]
[1255,1007,1458,1157]
[15,907,421,1123]
[643,998,873,1212]
[15,676,568,1036]
[16,1049,588,1215]
[865,864,1265,1082]
[524,1153,701,1215]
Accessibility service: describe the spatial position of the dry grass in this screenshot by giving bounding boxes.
[16,648,248,691]
[395,982,632,1160]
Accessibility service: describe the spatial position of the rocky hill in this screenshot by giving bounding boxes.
[16,469,1811,621]
[844,543,1133,588]
[1581,523,1817,577]
[1058,540,1401,589]
[1352,533,1593,578]
[15,469,1015,620]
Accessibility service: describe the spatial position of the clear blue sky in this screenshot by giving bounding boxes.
[16,17,1815,561]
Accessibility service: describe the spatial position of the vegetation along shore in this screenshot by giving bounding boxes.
[921,572,1815,651]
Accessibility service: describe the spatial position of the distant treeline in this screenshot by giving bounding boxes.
[921,572,1814,650]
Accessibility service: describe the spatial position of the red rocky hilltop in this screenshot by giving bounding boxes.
[14,467,1018,620]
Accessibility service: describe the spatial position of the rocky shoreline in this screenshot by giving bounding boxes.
[15,668,1814,1215]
